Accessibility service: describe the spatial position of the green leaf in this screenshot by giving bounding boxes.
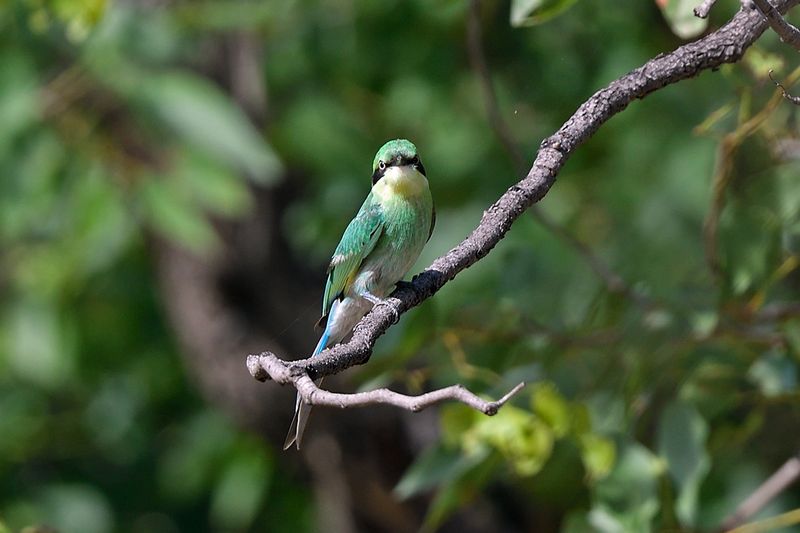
[210,448,271,531]
[510,0,580,27]
[421,455,498,533]
[580,434,616,481]
[656,400,710,527]
[748,350,797,397]
[592,442,663,532]
[174,150,253,217]
[464,405,554,477]
[39,484,113,533]
[532,382,571,438]
[656,0,708,40]
[138,178,219,253]
[138,72,282,183]
[394,445,489,499]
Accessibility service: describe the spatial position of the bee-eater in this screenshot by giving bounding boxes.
[284,139,435,450]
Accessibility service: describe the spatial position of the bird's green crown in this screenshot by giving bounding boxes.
[371,139,425,184]
[372,139,419,172]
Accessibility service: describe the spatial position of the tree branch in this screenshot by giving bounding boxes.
[752,0,800,49]
[248,1,800,399]
[717,451,800,532]
[247,353,525,414]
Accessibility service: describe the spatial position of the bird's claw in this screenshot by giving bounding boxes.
[362,291,401,324]
[378,300,401,324]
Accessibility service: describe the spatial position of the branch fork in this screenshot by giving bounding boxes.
[247,352,525,415]
[247,0,800,425]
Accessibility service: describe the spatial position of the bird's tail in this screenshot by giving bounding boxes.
[283,301,337,450]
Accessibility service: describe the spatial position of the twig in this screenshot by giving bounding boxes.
[248,0,800,398]
[694,0,721,19]
[726,508,800,533]
[752,0,800,49]
[247,353,525,414]
[466,0,653,309]
[754,301,800,321]
[702,72,797,278]
[769,68,800,104]
[718,452,800,531]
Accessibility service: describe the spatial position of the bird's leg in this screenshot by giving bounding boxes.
[361,290,401,324]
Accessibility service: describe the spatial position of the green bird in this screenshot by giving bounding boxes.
[284,139,435,450]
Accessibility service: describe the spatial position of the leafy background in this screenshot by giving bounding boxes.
[2,0,800,531]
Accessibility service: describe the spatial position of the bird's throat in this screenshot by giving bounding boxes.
[372,165,428,201]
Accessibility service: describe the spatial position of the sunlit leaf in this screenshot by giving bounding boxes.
[748,350,797,397]
[138,72,282,183]
[463,405,554,476]
[510,0,580,27]
[656,0,708,39]
[580,434,616,481]
[532,382,571,437]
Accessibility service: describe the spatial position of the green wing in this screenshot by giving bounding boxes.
[320,192,384,320]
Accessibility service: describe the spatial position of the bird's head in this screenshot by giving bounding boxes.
[371,139,426,185]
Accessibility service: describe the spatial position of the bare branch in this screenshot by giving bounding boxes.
[752,0,800,49]
[247,353,525,414]
[769,68,800,103]
[248,0,800,397]
[718,452,800,532]
[694,0,721,18]
[755,301,800,321]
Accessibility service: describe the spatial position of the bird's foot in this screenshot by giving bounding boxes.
[362,291,401,324]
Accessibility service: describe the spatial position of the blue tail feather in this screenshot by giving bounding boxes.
[283,299,339,450]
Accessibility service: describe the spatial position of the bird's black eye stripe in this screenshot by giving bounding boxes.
[372,167,384,185]
[416,160,426,177]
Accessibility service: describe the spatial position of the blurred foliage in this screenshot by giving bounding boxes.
[2,0,800,531]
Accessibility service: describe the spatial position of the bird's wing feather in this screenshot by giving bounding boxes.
[320,193,384,319]
[428,203,436,242]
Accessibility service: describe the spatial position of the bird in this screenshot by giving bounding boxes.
[284,139,435,450]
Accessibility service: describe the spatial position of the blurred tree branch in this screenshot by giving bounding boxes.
[718,451,800,532]
[247,1,800,407]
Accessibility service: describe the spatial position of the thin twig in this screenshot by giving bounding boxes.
[248,0,800,397]
[754,301,800,321]
[247,353,525,415]
[466,0,653,309]
[769,68,800,104]
[694,0,721,18]
[752,0,800,49]
[702,70,799,279]
[718,452,800,532]
[726,508,800,533]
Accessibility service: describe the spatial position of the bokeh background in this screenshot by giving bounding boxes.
[3,0,800,531]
